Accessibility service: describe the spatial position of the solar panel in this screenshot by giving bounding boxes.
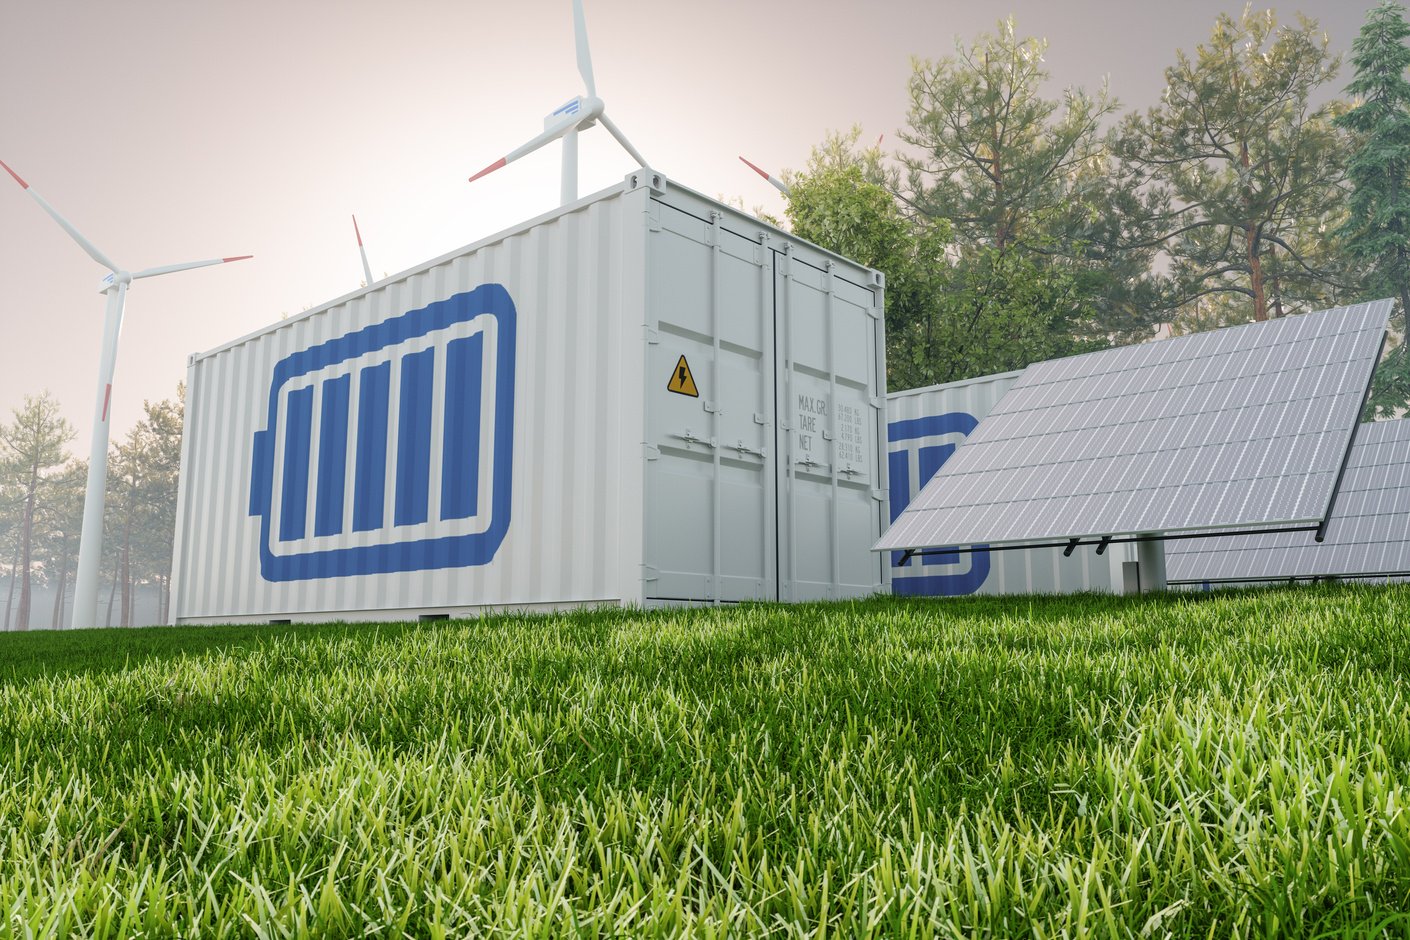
[875,300,1390,552]
[1166,417,1410,582]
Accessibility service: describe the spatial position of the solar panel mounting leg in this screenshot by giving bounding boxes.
[1062,538,1079,557]
[1136,534,1168,593]
[1095,536,1112,556]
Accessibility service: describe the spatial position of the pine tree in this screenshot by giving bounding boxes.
[1116,9,1351,324]
[0,393,75,630]
[1337,0,1410,328]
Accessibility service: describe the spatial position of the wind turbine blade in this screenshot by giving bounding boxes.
[573,0,596,97]
[0,158,29,189]
[469,115,579,183]
[353,215,374,285]
[1,158,121,272]
[131,255,252,280]
[739,156,790,196]
[596,112,647,168]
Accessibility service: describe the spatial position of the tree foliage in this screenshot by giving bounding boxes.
[0,393,74,631]
[785,129,951,390]
[1,387,184,630]
[1115,9,1353,325]
[786,125,1109,390]
[899,18,1115,256]
[1336,0,1410,417]
[1338,0,1410,323]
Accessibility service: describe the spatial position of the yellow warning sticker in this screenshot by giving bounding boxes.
[667,355,700,397]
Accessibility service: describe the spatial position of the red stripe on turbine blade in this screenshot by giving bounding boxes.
[738,156,770,180]
[353,214,363,246]
[469,158,508,183]
[102,384,112,422]
[0,158,29,189]
[222,255,253,263]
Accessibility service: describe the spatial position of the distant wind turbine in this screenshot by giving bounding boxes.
[0,157,251,629]
[353,214,373,286]
[739,156,791,196]
[469,0,648,205]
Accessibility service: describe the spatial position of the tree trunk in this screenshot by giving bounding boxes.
[1236,131,1268,323]
[1397,245,1410,340]
[105,568,118,628]
[16,466,37,631]
[2,535,18,632]
[120,499,133,628]
[1269,263,1286,319]
[1246,223,1268,321]
[50,540,70,629]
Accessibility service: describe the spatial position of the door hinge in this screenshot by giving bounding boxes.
[753,412,767,425]
[641,565,659,582]
[703,400,719,414]
[644,444,661,461]
[645,327,660,345]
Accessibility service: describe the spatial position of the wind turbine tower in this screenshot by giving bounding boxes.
[0,158,251,628]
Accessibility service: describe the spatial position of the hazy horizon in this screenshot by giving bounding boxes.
[0,0,1378,450]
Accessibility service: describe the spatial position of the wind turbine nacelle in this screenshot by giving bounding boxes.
[96,270,130,294]
[545,96,601,130]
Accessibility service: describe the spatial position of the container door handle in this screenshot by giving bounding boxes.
[731,441,766,458]
[670,430,716,449]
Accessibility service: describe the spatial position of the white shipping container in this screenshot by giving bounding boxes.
[885,374,1137,595]
[171,172,889,624]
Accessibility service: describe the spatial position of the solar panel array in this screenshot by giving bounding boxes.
[1167,418,1410,582]
[875,300,1390,552]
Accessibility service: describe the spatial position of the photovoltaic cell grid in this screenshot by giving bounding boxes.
[1167,418,1410,582]
[875,300,1391,551]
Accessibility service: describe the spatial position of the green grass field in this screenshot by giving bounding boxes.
[2,587,1408,938]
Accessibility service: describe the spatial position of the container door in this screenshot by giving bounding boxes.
[644,202,776,602]
[774,247,886,601]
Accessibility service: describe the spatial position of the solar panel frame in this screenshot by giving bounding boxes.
[875,300,1391,553]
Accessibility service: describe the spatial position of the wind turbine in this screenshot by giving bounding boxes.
[740,134,885,198]
[469,0,648,205]
[0,158,251,629]
[353,214,373,286]
[739,156,791,196]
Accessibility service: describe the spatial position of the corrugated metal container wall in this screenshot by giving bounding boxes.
[171,174,888,624]
[885,373,1135,595]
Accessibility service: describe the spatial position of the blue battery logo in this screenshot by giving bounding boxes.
[887,412,990,596]
[248,284,517,582]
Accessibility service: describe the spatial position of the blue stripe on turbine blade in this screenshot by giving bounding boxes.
[353,361,391,532]
[441,333,484,521]
[314,374,351,537]
[395,347,435,526]
[279,386,314,542]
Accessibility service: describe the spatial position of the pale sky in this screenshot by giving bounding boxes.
[0,0,1377,451]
